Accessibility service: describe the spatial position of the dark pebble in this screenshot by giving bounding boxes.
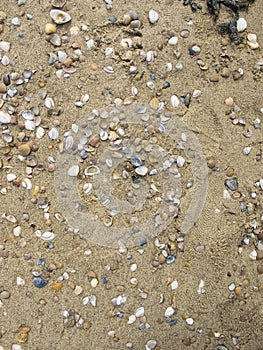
[101,275,108,284]
[109,16,117,23]
[150,73,156,80]
[33,276,48,288]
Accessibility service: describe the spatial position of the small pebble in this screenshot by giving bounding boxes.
[34,276,48,288]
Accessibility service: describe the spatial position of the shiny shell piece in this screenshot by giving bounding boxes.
[103,216,113,227]
[41,231,55,241]
[171,94,180,107]
[21,110,34,120]
[68,165,79,177]
[149,9,159,24]
[51,0,67,8]
[0,111,11,124]
[84,165,100,176]
[237,18,247,32]
[83,183,92,195]
[135,166,148,176]
[50,9,71,24]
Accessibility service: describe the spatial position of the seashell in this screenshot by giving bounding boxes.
[21,110,34,120]
[7,173,16,182]
[146,50,154,63]
[237,18,247,32]
[57,50,67,61]
[168,36,178,45]
[21,178,32,190]
[25,120,36,131]
[131,86,138,96]
[192,89,201,98]
[45,97,55,109]
[1,55,10,66]
[50,9,71,24]
[41,231,55,241]
[105,47,114,57]
[51,0,67,8]
[106,159,112,167]
[130,154,142,167]
[104,66,114,74]
[86,39,95,49]
[100,129,108,141]
[247,33,257,43]
[84,165,100,176]
[166,62,172,72]
[68,165,79,177]
[64,135,73,150]
[48,127,59,140]
[0,41,10,52]
[103,215,113,227]
[164,306,175,317]
[36,126,45,139]
[149,9,159,24]
[134,307,144,317]
[177,155,185,167]
[120,38,132,48]
[83,183,92,195]
[170,94,180,107]
[49,33,61,46]
[135,166,148,176]
[0,111,11,124]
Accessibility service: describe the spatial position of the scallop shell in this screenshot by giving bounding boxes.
[50,9,71,24]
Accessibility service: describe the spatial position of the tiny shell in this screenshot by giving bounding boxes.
[103,216,113,227]
[168,36,178,45]
[104,66,114,74]
[36,126,45,139]
[49,34,61,47]
[48,127,59,140]
[0,111,11,124]
[237,18,247,32]
[0,41,10,52]
[83,183,92,195]
[7,173,16,182]
[21,178,32,190]
[21,110,34,120]
[135,166,148,176]
[45,97,55,109]
[134,307,144,317]
[68,165,79,177]
[25,120,35,131]
[164,306,175,317]
[84,165,100,176]
[171,94,180,107]
[149,9,159,24]
[51,0,67,8]
[41,231,55,241]
[50,9,71,24]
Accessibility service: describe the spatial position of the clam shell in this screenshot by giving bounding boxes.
[50,9,71,24]
[84,165,100,176]
[149,9,159,24]
[103,216,113,227]
[51,0,67,8]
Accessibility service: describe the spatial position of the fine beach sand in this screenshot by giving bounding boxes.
[0,0,262,349]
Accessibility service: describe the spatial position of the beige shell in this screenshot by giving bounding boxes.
[50,9,71,24]
[51,0,67,8]
[103,216,113,227]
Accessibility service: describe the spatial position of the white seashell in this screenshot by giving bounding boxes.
[56,69,63,78]
[45,97,55,109]
[50,9,71,24]
[192,89,202,98]
[21,178,32,190]
[21,110,34,120]
[146,81,155,90]
[48,127,59,140]
[7,173,16,182]
[64,135,73,150]
[131,86,138,96]
[25,120,36,131]
[0,111,11,124]
[84,165,100,176]
[49,34,61,47]
[72,124,78,133]
[68,165,79,177]
[146,50,154,62]
[146,340,157,349]
[57,50,67,62]
[11,17,20,26]
[41,231,55,241]
[134,307,144,317]
[83,183,92,195]
[106,159,112,167]
[120,38,132,48]
[105,47,114,57]
[247,33,257,43]
[164,306,175,317]
[166,62,173,72]
[36,126,45,139]
[171,94,180,107]
[1,55,10,66]
[186,317,194,325]
[177,155,185,167]
[13,226,21,237]
[82,94,90,103]
[100,129,108,140]
[130,263,137,272]
[149,9,159,24]
[86,39,95,49]
[0,41,10,52]
[237,18,247,32]
[171,279,178,290]
[104,66,114,74]
[128,315,136,324]
[168,36,178,45]
[135,166,148,176]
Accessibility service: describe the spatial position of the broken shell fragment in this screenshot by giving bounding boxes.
[103,216,113,227]
[51,0,67,8]
[50,9,71,24]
